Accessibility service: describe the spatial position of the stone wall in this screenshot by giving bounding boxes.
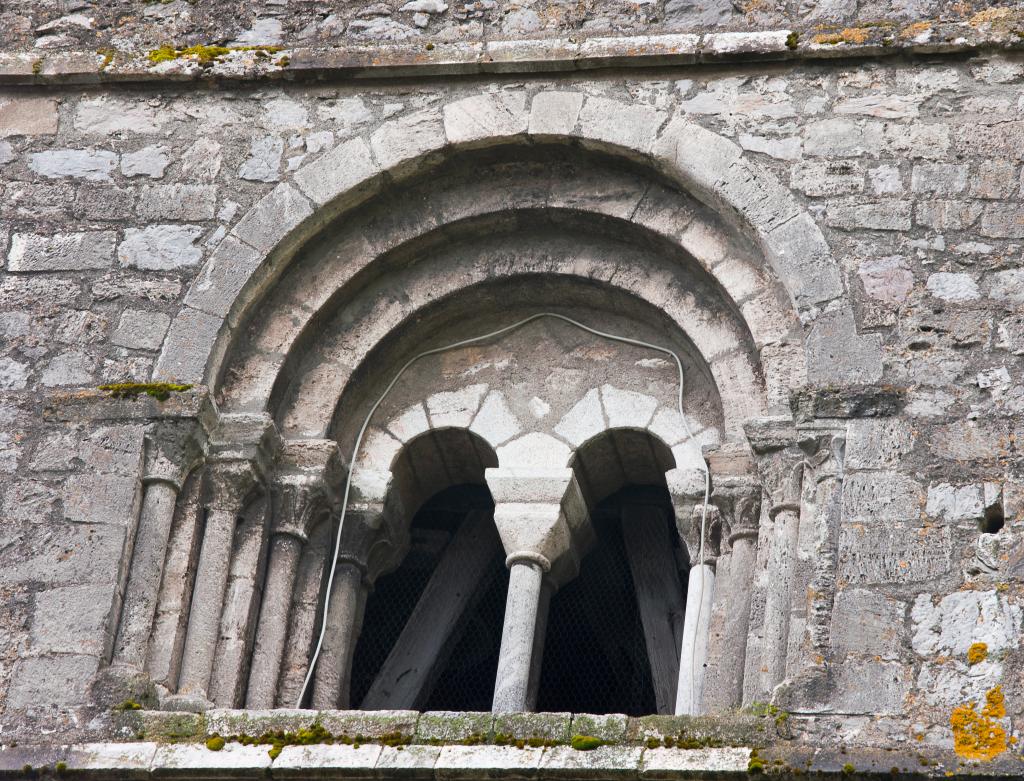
[1,14,1024,769]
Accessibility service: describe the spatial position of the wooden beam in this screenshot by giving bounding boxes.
[360,509,501,709]
[621,503,687,715]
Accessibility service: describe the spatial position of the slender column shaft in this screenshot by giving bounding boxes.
[177,506,239,698]
[312,561,366,709]
[675,563,715,716]
[524,579,553,712]
[759,504,800,695]
[112,480,180,670]
[493,560,544,713]
[246,534,305,708]
[718,532,758,708]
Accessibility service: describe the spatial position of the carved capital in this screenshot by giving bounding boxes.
[271,439,344,541]
[203,459,261,512]
[142,420,207,489]
[683,503,722,567]
[713,477,762,546]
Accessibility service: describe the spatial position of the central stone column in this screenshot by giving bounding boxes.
[486,467,589,713]
[676,503,720,716]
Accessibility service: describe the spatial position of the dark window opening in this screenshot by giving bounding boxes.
[350,484,503,711]
[536,486,684,716]
[982,504,1005,534]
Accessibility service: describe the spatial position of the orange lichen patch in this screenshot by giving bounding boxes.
[951,686,1008,761]
[900,21,932,38]
[811,27,872,45]
[967,642,989,666]
[969,7,1014,27]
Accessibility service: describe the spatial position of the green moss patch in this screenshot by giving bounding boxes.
[98,382,193,401]
[147,44,283,66]
[570,735,605,751]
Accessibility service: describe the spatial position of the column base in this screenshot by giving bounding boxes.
[160,691,215,713]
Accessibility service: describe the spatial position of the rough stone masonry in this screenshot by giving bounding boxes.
[2,0,1024,778]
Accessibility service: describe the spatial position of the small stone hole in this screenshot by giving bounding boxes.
[981,506,1005,534]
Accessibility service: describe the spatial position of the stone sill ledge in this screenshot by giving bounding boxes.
[0,19,1022,86]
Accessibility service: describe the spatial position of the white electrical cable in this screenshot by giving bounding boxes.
[295,312,712,709]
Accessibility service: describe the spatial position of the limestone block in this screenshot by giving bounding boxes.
[6,654,99,709]
[925,272,979,303]
[647,407,691,447]
[837,524,951,586]
[137,184,217,221]
[377,745,442,775]
[577,96,666,156]
[804,119,882,157]
[554,389,606,448]
[971,160,1018,199]
[639,747,749,777]
[826,201,912,231]
[119,225,204,270]
[121,145,171,179]
[444,92,528,148]
[317,710,419,738]
[152,742,273,775]
[496,432,572,470]
[238,134,283,182]
[916,200,982,230]
[883,122,950,159]
[764,212,844,308]
[791,160,864,196]
[842,471,922,524]
[653,117,742,201]
[0,96,58,137]
[426,383,488,428]
[40,350,94,386]
[980,203,1024,238]
[111,309,172,350]
[434,745,544,779]
[492,711,572,741]
[386,403,431,444]
[569,714,628,742]
[988,269,1024,306]
[925,483,984,522]
[29,583,115,657]
[470,391,522,447]
[911,590,1022,657]
[7,231,115,272]
[29,148,118,181]
[63,471,140,526]
[831,588,906,659]
[153,305,225,383]
[0,522,126,587]
[718,158,802,233]
[358,428,403,470]
[541,746,643,777]
[845,418,915,470]
[292,137,382,207]
[830,659,911,715]
[911,163,967,195]
[858,256,914,305]
[65,742,158,779]
[183,235,262,318]
[805,308,883,385]
[834,94,922,119]
[75,185,139,221]
[369,109,445,176]
[2,479,58,521]
[74,97,166,135]
[416,711,492,742]
[205,709,320,737]
[0,356,29,390]
[955,120,1024,161]
[601,385,658,429]
[528,91,584,138]
[230,183,314,254]
[738,133,802,161]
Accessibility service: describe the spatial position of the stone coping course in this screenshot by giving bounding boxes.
[0,18,1022,86]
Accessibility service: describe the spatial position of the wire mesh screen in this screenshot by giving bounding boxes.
[349,485,500,710]
[536,489,677,716]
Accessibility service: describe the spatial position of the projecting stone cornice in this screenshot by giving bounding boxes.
[0,18,1022,86]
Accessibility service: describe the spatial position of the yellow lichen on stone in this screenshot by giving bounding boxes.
[967,642,988,666]
[811,27,872,45]
[969,7,1014,27]
[900,21,932,38]
[950,686,1007,761]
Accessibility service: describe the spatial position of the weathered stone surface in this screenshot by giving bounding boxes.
[831,588,906,659]
[74,97,166,135]
[826,201,912,231]
[858,256,914,305]
[29,148,117,181]
[30,583,115,657]
[926,272,980,303]
[118,225,204,270]
[230,183,313,254]
[0,96,58,137]
[980,204,1024,238]
[136,184,217,221]
[121,145,171,179]
[239,134,284,182]
[838,524,951,585]
[842,471,922,523]
[7,231,115,272]
[111,309,172,350]
[7,654,100,709]
[292,137,381,207]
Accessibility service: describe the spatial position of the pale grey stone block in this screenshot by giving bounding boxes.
[119,225,204,270]
[443,92,528,147]
[1,479,58,521]
[40,349,94,386]
[791,160,864,196]
[30,583,115,657]
[121,145,171,179]
[569,714,628,742]
[153,305,225,384]
[29,148,118,181]
[716,158,801,233]
[926,271,979,302]
[0,96,58,137]
[826,200,912,231]
[804,119,882,157]
[65,742,158,778]
[111,309,172,350]
[639,747,749,777]
[925,482,983,521]
[230,183,313,254]
[239,134,284,182]
[652,117,742,200]
[435,745,544,778]
[541,745,643,776]
[764,211,844,307]
[74,185,138,221]
[842,471,922,524]
[834,94,922,119]
[0,139,13,163]
[805,307,883,384]
[837,524,952,586]
[183,235,263,319]
[971,160,1018,199]
[528,91,584,138]
[292,137,382,207]
[369,109,445,174]
[137,184,217,221]
[0,522,126,587]
[831,588,906,659]
[916,199,982,230]
[273,743,381,774]
[911,162,967,194]
[577,96,666,156]
[845,418,915,470]
[492,711,572,741]
[63,471,140,526]
[830,659,911,715]
[204,709,320,737]
[152,743,273,773]
[417,712,492,742]
[6,654,100,709]
[7,231,115,272]
[980,203,1024,238]
[663,0,734,26]
[74,97,166,135]
[988,268,1024,306]
[858,255,914,305]
[377,745,442,774]
[317,710,420,737]
[738,133,802,161]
